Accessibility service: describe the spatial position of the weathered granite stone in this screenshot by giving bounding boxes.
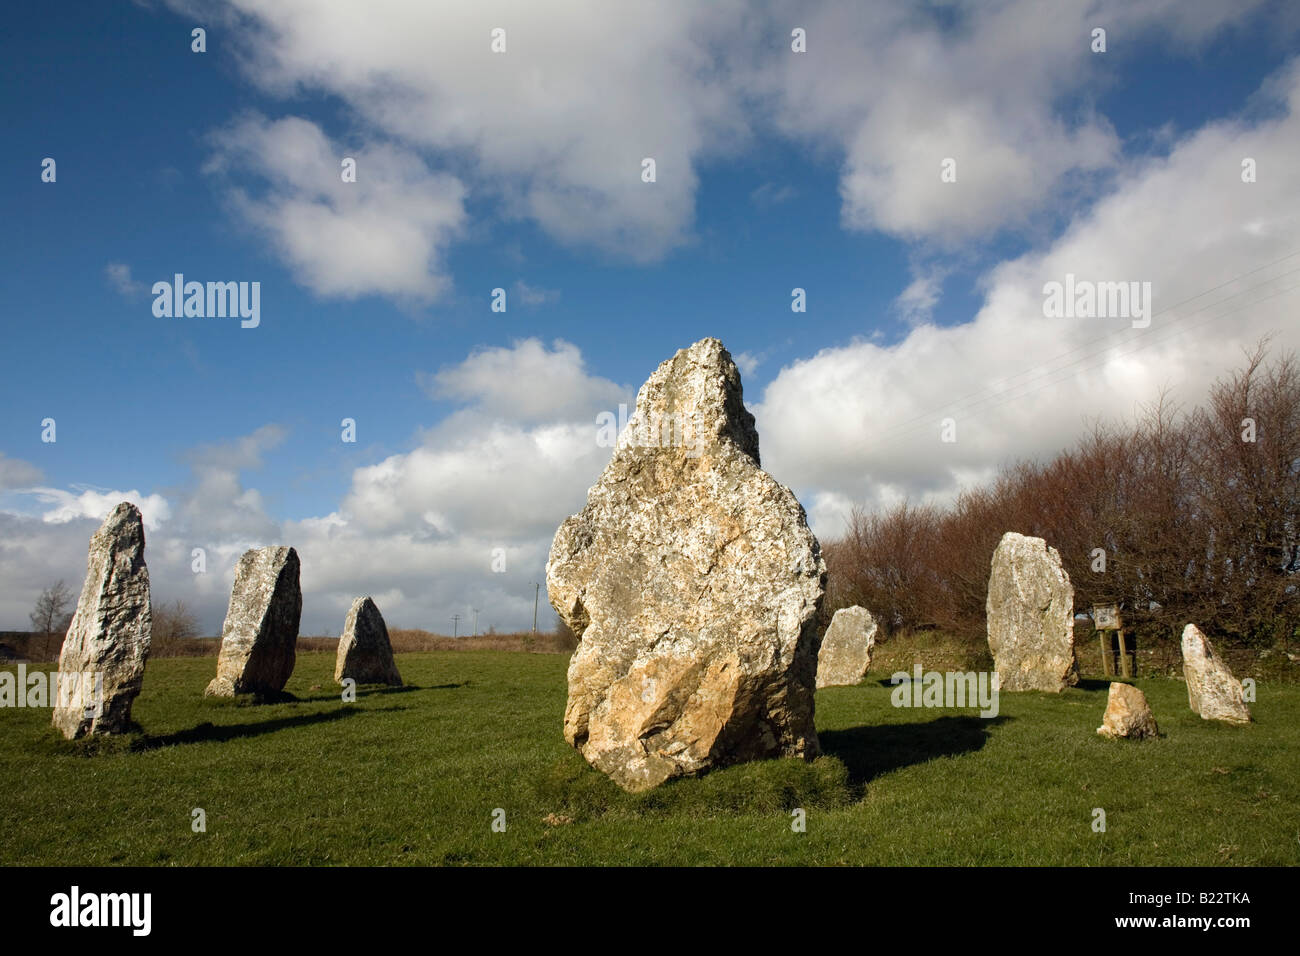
[816,605,877,688]
[547,337,825,792]
[335,596,401,686]
[986,531,1079,692]
[204,547,301,698]
[1096,682,1159,739]
[1181,623,1251,724]
[51,502,152,739]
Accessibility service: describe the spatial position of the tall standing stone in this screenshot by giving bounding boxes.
[335,596,402,686]
[205,547,301,698]
[986,531,1079,692]
[547,337,825,792]
[816,605,878,688]
[1181,624,1251,724]
[52,502,152,739]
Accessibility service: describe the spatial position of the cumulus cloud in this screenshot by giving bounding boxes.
[756,58,1300,534]
[420,338,626,424]
[755,0,1273,241]
[0,424,289,634]
[189,0,750,270]
[893,265,949,326]
[0,454,42,491]
[290,338,628,632]
[27,487,171,530]
[105,262,145,299]
[0,342,628,636]
[174,0,1287,306]
[174,424,287,544]
[204,114,467,301]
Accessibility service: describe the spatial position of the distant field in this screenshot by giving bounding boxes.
[1,651,1296,866]
[0,628,577,661]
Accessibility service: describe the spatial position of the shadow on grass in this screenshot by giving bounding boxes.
[366,681,467,695]
[135,704,408,751]
[819,714,1011,789]
[1075,678,1114,692]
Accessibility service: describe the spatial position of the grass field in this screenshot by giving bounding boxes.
[1,651,1296,866]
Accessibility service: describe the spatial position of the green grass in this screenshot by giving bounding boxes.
[1,652,1297,865]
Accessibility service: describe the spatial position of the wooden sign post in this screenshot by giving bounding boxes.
[1092,603,1130,678]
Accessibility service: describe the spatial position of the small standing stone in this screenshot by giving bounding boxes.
[986,531,1079,692]
[335,597,402,686]
[1096,682,1159,740]
[52,502,152,739]
[1181,624,1251,724]
[816,606,877,688]
[205,547,301,698]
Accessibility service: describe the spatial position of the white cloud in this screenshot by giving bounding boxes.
[205,114,467,301]
[173,0,1288,302]
[0,425,290,634]
[0,341,626,636]
[893,266,949,326]
[289,338,626,632]
[194,0,750,268]
[755,59,1300,535]
[0,454,42,490]
[756,0,1273,241]
[512,279,560,307]
[732,351,760,379]
[26,487,171,530]
[105,262,145,299]
[420,338,627,424]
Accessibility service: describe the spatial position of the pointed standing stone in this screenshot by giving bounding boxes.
[1181,623,1251,724]
[335,597,402,686]
[816,605,878,688]
[547,337,825,792]
[52,502,152,739]
[986,531,1079,692]
[1096,682,1159,739]
[205,547,301,698]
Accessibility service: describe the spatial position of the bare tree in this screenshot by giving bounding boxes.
[30,580,74,661]
[822,344,1300,657]
[151,599,200,650]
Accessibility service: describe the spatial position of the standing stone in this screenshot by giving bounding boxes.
[816,605,878,688]
[1181,624,1251,724]
[205,547,301,698]
[335,597,402,686]
[1096,682,1159,740]
[547,337,825,792]
[986,531,1079,692]
[52,502,152,739]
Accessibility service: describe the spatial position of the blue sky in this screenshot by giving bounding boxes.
[3,0,1299,635]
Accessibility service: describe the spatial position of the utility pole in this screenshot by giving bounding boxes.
[472,608,479,637]
[451,613,460,639]
[532,583,540,633]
